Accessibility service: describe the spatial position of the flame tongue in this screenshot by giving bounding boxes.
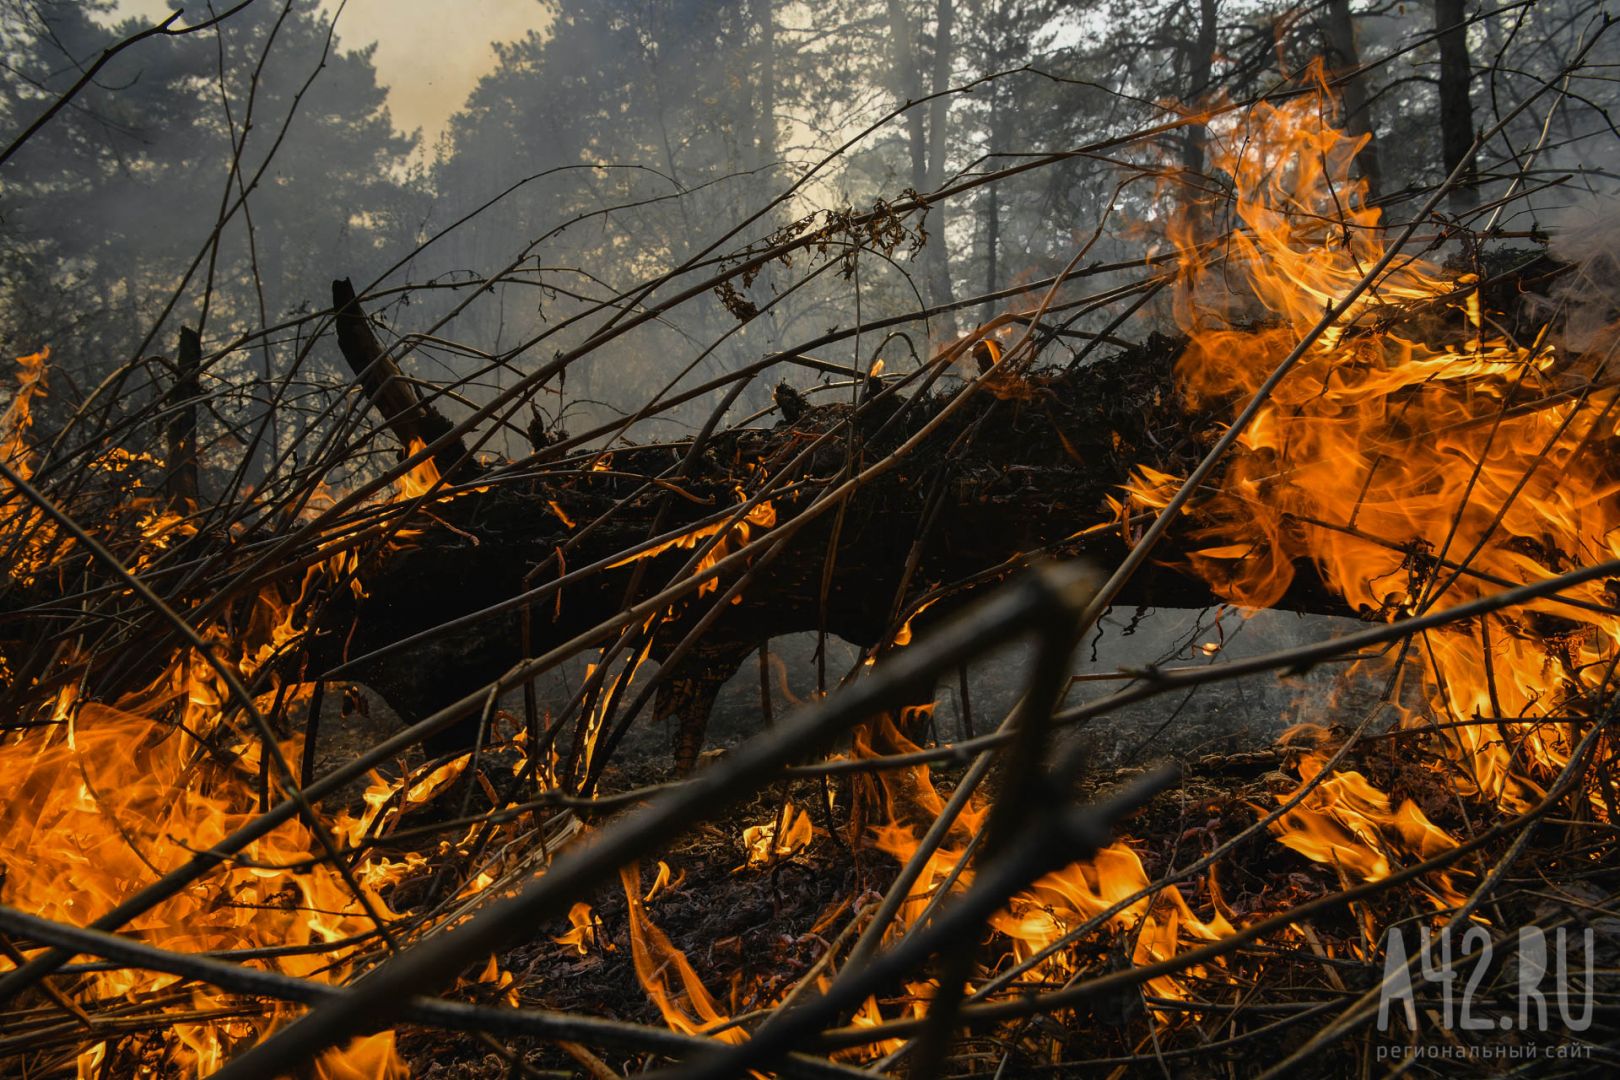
[394,438,442,501]
[739,802,815,869]
[1130,72,1616,817]
[1268,738,1466,909]
[619,862,746,1045]
[0,687,417,1076]
[856,713,1229,1010]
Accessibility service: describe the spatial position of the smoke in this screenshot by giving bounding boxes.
[1545,193,1620,352]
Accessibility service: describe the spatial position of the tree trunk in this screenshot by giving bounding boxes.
[982,164,999,326]
[1435,0,1477,208]
[886,0,928,191]
[754,0,777,174]
[1181,0,1219,179]
[887,0,958,337]
[923,0,959,336]
[17,263,1566,783]
[316,334,1358,772]
[1324,0,1382,201]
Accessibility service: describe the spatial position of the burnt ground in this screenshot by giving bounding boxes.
[386,734,1616,1078]
[311,606,1619,1077]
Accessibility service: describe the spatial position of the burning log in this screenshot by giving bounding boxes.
[126,237,1567,785]
[318,327,1363,775]
[3,47,1619,1080]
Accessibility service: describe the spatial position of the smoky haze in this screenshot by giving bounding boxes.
[2,0,1617,482]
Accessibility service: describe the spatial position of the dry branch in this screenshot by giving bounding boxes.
[332,278,477,483]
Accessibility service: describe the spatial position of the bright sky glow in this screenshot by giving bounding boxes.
[113,1,551,147]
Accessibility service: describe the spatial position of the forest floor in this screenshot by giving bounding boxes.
[319,624,1611,1079]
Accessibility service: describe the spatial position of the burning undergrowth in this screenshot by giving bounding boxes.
[466,724,1587,1076]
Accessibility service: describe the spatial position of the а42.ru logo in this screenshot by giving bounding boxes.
[1377,925,1594,1032]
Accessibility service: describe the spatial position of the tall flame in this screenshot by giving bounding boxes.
[1128,70,1618,817]
[619,862,747,1045]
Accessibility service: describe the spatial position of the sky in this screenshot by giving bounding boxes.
[113,1,552,147]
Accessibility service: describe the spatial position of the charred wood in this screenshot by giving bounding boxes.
[331,278,477,482]
[164,326,201,509]
[319,332,1355,774]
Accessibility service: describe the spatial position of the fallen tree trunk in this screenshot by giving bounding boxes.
[6,254,1564,782]
[319,328,1353,778]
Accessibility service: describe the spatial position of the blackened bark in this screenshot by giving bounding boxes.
[165,326,201,509]
[1324,0,1382,200]
[323,336,1357,774]
[331,278,476,482]
[1435,0,1478,208]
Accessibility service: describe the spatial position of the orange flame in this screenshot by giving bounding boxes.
[0,679,418,1075]
[738,802,816,870]
[619,862,746,1044]
[0,348,56,584]
[855,712,1229,1013]
[1126,69,1616,819]
[607,499,776,599]
[1268,731,1465,908]
[0,384,522,1073]
[555,902,605,956]
[393,438,442,500]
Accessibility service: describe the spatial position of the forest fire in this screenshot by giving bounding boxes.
[0,644,414,1075]
[0,353,513,1075]
[1,2,1616,1077]
[552,73,1620,1068]
[1128,76,1615,825]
